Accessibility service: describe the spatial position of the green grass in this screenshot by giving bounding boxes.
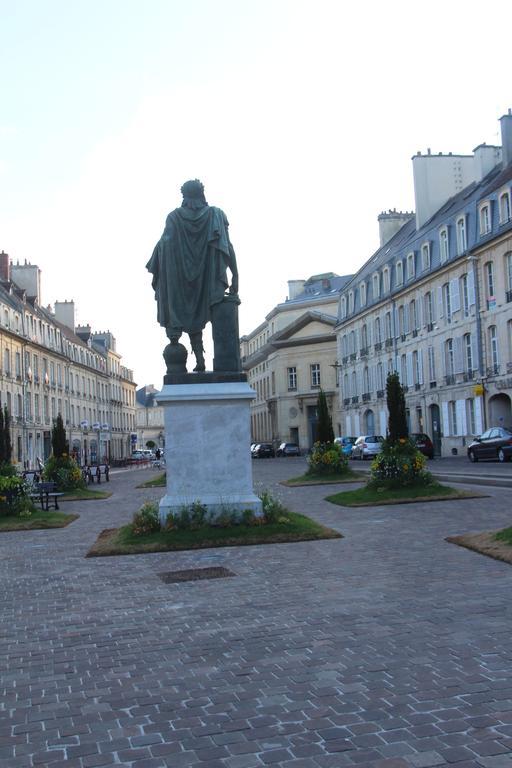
[137,473,166,488]
[0,510,79,531]
[60,488,112,501]
[87,511,342,557]
[326,482,486,507]
[283,469,364,486]
[495,526,512,546]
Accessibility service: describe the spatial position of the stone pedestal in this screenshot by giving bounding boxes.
[156,381,262,525]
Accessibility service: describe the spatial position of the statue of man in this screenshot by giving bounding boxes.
[147,180,239,371]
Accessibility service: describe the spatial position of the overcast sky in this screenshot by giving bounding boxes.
[1,0,511,387]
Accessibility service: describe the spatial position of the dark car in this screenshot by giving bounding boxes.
[252,442,275,458]
[468,427,512,463]
[276,442,301,457]
[410,433,434,459]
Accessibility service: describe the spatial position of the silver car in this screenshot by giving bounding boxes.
[351,435,384,460]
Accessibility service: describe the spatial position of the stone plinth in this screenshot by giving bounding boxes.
[156,382,262,524]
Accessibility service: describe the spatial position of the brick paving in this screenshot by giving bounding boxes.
[1,459,512,767]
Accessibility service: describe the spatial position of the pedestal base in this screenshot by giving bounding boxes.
[156,382,262,525]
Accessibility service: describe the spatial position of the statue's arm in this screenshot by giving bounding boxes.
[227,242,238,294]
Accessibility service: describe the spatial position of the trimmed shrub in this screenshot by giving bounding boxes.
[307,441,348,476]
[369,438,432,489]
[43,455,85,491]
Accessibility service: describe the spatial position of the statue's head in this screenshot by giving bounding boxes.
[181,179,207,206]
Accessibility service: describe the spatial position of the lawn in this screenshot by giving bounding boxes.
[137,473,166,488]
[326,482,486,507]
[282,469,364,486]
[447,525,512,565]
[0,510,79,531]
[87,511,342,557]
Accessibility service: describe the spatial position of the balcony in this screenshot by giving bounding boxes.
[402,386,409,393]
[377,389,384,399]
[412,329,418,338]
[507,289,512,303]
[400,334,407,342]
[463,370,474,382]
[362,392,371,402]
[350,353,357,361]
[343,397,350,406]
[351,396,359,404]
[487,364,500,377]
[385,338,393,348]
[445,374,456,385]
[415,383,421,391]
[374,342,382,352]
[430,381,437,389]
[360,347,369,358]
[427,322,434,332]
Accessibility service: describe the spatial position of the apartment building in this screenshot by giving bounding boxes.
[0,254,136,466]
[241,273,352,451]
[335,111,512,456]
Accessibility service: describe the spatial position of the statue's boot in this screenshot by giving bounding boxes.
[191,333,206,372]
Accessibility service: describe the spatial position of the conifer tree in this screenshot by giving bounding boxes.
[0,406,5,465]
[317,389,335,444]
[386,372,408,444]
[52,414,68,458]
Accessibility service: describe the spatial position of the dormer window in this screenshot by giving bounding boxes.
[395,260,403,286]
[383,267,390,293]
[348,290,354,314]
[372,272,380,299]
[340,295,347,319]
[499,191,511,224]
[479,202,491,236]
[406,252,415,279]
[439,228,449,263]
[456,216,467,255]
[360,281,367,307]
[421,243,431,271]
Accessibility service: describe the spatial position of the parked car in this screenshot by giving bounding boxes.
[252,443,275,458]
[131,450,145,460]
[276,442,301,457]
[351,435,384,460]
[334,436,357,456]
[467,427,512,462]
[410,433,434,459]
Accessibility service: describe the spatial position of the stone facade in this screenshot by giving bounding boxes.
[0,254,136,467]
[135,384,165,452]
[240,273,352,451]
[335,112,512,456]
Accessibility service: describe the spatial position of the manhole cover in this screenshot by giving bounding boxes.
[158,567,236,584]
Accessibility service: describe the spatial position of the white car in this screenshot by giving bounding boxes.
[351,435,384,460]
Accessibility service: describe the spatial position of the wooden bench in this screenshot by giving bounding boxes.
[30,482,64,511]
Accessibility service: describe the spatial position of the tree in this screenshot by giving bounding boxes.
[52,414,68,458]
[146,440,156,449]
[316,389,335,444]
[0,406,12,466]
[386,372,408,444]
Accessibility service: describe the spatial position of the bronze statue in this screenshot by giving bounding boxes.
[147,180,239,373]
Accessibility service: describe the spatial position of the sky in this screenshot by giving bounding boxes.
[1,0,511,388]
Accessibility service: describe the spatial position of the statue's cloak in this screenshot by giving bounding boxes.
[146,205,231,334]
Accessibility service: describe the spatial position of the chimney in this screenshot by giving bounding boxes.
[377,210,414,247]
[500,109,512,167]
[0,251,10,282]
[287,279,305,300]
[322,278,331,291]
[412,152,475,229]
[54,300,75,330]
[473,143,502,181]
[75,324,92,343]
[11,262,41,302]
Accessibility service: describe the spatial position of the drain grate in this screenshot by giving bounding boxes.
[158,566,236,584]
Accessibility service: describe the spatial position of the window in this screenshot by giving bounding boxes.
[466,398,476,435]
[409,300,418,332]
[385,312,392,341]
[372,273,380,299]
[350,330,356,354]
[479,203,491,235]
[456,216,467,255]
[383,267,390,293]
[360,282,367,307]
[395,260,403,286]
[400,354,407,386]
[461,273,470,317]
[449,400,458,436]
[428,346,436,383]
[398,305,405,337]
[377,362,384,391]
[363,366,370,394]
[287,366,297,391]
[348,291,354,314]
[361,324,368,350]
[499,191,511,224]
[4,349,10,375]
[15,352,21,377]
[374,317,381,344]
[352,370,357,396]
[485,261,495,306]
[424,291,434,326]
[413,350,420,385]
[310,363,321,388]
[439,228,449,264]
[407,252,415,279]
[489,326,499,372]
[506,252,512,293]
[464,333,473,372]
[443,282,452,322]
[343,373,349,398]
[340,295,347,319]
[421,243,430,271]
[445,338,454,376]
